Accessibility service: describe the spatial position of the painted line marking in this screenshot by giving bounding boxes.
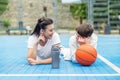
[0,74,120,76]
[98,54,120,74]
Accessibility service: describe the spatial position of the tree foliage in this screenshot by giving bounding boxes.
[70,4,87,24]
[0,0,9,16]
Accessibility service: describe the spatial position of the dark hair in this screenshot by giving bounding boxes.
[76,23,94,37]
[31,17,53,36]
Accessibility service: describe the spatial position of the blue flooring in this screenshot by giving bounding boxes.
[97,35,120,67]
[0,35,120,80]
[0,76,120,80]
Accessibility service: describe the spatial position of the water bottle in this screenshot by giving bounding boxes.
[51,45,60,69]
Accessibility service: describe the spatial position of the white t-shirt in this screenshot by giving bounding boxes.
[27,32,61,60]
[69,33,98,63]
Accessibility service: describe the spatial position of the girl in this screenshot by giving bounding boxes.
[27,17,61,65]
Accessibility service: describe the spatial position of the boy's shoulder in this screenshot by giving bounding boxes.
[91,33,98,39]
[69,34,76,43]
[70,34,76,40]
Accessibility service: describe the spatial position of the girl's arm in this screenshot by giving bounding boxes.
[27,57,52,64]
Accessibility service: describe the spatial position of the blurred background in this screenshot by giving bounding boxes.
[0,0,120,35]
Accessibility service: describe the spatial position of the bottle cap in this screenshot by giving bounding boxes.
[51,45,59,51]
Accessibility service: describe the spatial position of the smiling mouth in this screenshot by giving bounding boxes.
[49,35,53,38]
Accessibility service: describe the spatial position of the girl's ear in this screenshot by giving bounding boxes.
[40,29,44,34]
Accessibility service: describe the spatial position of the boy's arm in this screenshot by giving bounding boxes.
[69,35,78,63]
[90,33,98,49]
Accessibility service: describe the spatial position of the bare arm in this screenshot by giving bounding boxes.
[27,43,38,60]
[37,58,52,64]
[27,33,45,64]
[27,57,52,65]
[69,35,78,63]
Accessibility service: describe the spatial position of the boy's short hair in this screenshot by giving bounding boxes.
[76,23,94,37]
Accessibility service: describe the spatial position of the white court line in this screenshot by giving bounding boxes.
[98,54,120,74]
[0,74,120,77]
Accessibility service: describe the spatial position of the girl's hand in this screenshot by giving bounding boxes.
[35,33,46,45]
[27,58,38,65]
[38,33,46,43]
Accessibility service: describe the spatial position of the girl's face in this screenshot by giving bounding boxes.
[76,33,90,45]
[42,24,54,39]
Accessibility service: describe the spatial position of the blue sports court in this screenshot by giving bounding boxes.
[0,35,120,80]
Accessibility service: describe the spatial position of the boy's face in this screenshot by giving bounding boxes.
[76,33,90,45]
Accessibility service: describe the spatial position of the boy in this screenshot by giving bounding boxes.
[61,23,98,63]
